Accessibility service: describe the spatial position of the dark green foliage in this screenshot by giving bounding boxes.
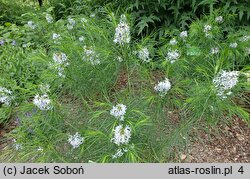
[0,1,35,25]
[38,0,43,7]
[70,0,250,36]
[2,0,249,36]
[48,0,78,20]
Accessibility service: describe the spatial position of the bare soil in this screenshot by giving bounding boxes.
[184,117,250,163]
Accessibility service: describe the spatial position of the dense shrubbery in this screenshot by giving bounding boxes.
[0,0,249,162]
[45,0,250,35]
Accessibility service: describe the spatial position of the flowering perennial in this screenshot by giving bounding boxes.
[240,35,250,42]
[13,139,22,151]
[0,87,14,106]
[180,31,188,38]
[81,17,87,23]
[116,56,123,62]
[137,47,151,63]
[53,52,68,65]
[79,36,85,42]
[83,46,100,65]
[112,148,129,159]
[51,52,69,78]
[67,17,76,30]
[52,33,61,44]
[39,84,50,94]
[33,94,52,110]
[52,33,60,40]
[45,14,53,23]
[229,42,238,48]
[37,147,43,151]
[27,21,36,29]
[0,40,4,46]
[210,47,220,54]
[68,132,84,149]
[169,38,178,45]
[111,124,131,146]
[213,70,240,99]
[204,25,212,37]
[246,48,250,55]
[110,104,127,121]
[154,78,171,96]
[166,49,180,63]
[113,14,131,45]
[215,16,224,23]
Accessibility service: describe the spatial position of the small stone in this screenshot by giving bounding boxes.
[181,154,187,160]
[236,134,244,141]
[215,147,222,152]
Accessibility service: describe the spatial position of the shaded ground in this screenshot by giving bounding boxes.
[0,119,16,150]
[183,117,250,163]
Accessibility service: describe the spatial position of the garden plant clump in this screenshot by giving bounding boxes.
[0,0,249,163]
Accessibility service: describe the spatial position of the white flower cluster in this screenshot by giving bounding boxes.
[52,33,60,39]
[112,148,128,159]
[67,17,76,30]
[169,38,178,45]
[110,104,127,121]
[243,71,250,83]
[137,47,151,63]
[180,31,188,39]
[39,84,50,94]
[215,16,224,23]
[81,17,87,27]
[53,52,68,65]
[210,47,220,54]
[113,14,131,45]
[240,35,250,42]
[90,13,95,18]
[81,17,87,23]
[110,103,132,158]
[52,33,61,44]
[0,87,14,106]
[116,56,123,62]
[37,147,43,151]
[68,132,84,149]
[51,52,69,78]
[246,48,250,55]
[166,49,180,63]
[33,94,52,110]
[229,42,238,48]
[46,14,53,23]
[79,36,85,42]
[213,70,240,99]
[13,139,22,151]
[154,78,171,96]
[27,21,36,29]
[83,46,100,65]
[204,25,212,37]
[111,124,131,146]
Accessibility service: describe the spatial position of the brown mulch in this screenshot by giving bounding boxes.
[0,120,17,150]
[182,117,250,163]
[112,71,128,91]
[2,116,249,163]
